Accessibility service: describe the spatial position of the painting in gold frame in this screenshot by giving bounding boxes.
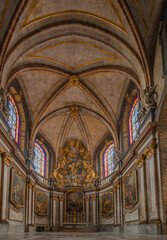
[123,170,138,209]
[65,189,84,214]
[35,191,48,216]
[100,192,114,217]
[10,168,25,209]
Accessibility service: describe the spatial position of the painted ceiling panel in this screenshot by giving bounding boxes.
[45,86,103,115]
[65,119,86,147]
[23,0,125,32]
[84,73,127,116]
[29,41,117,71]
[20,70,63,115]
[83,115,108,150]
[40,115,66,150]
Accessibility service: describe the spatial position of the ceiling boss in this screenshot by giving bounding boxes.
[50,139,99,189]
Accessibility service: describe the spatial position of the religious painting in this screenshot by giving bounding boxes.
[35,191,48,216]
[123,170,138,209]
[101,192,114,217]
[10,168,25,209]
[65,190,84,214]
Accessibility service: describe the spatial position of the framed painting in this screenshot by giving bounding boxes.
[10,168,25,209]
[35,191,48,216]
[101,192,114,217]
[123,170,138,209]
[65,189,84,214]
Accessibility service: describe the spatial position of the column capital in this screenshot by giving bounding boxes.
[53,195,58,200]
[59,195,64,201]
[136,154,145,168]
[144,141,156,159]
[2,152,12,166]
[85,196,90,201]
[91,194,96,200]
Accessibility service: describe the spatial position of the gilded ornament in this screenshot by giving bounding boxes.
[53,195,58,200]
[144,141,156,159]
[70,106,79,119]
[2,152,13,166]
[0,146,4,155]
[51,139,99,189]
[15,90,23,102]
[69,75,79,86]
[85,196,90,201]
[91,195,96,200]
[136,154,145,168]
[59,195,65,201]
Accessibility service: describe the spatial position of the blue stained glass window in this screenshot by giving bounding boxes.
[129,97,139,145]
[34,141,46,178]
[103,143,115,178]
[8,94,20,143]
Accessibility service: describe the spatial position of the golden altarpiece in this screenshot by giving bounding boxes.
[50,139,99,226]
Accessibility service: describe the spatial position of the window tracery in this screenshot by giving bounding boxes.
[34,141,46,179]
[103,143,115,178]
[8,94,20,144]
[129,97,139,145]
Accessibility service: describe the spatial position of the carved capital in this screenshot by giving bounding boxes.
[59,195,64,201]
[69,75,79,86]
[144,142,156,159]
[53,195,58,200]
[85,196,90,201]
[2,152,12,166]
[91,194,96,200]
[136,154,145,168]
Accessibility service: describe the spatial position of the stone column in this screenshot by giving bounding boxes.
[59,196,64,227]
[52,195,58,227]
[92,195,96,227]
[85,196,90,225]
[144,142,160,221]
[114,187,117,224]
[27,181,33,225]
[136,154,147,222]
[0,149,12,223]
[116,182,121,225]
[31,185,35,225]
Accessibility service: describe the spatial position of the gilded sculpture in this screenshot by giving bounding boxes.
[51,139,99,189]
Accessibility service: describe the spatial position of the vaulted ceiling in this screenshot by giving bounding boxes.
[0,0,164,158]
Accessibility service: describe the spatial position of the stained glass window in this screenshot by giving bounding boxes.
[8,94,20,143]
[103,143,115,178]
[129,97,140,145]
[34,141,46,178]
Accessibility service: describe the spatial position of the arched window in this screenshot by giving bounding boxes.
[103,143,115,178]
[34,141,46,178]
[8,94,20,144]
[129,97,139,145]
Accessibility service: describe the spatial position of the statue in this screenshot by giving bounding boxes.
[139,85,157,123]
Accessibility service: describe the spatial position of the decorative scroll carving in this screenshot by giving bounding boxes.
[51,139,99,189]
[0,147,13,166]
[139,86,157,123]
[136,154,145,168]
[91,194,96,200]
[69,75,79,86]
[0,87,9,120]
[144,141,156,159]
[70,106,79,119]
